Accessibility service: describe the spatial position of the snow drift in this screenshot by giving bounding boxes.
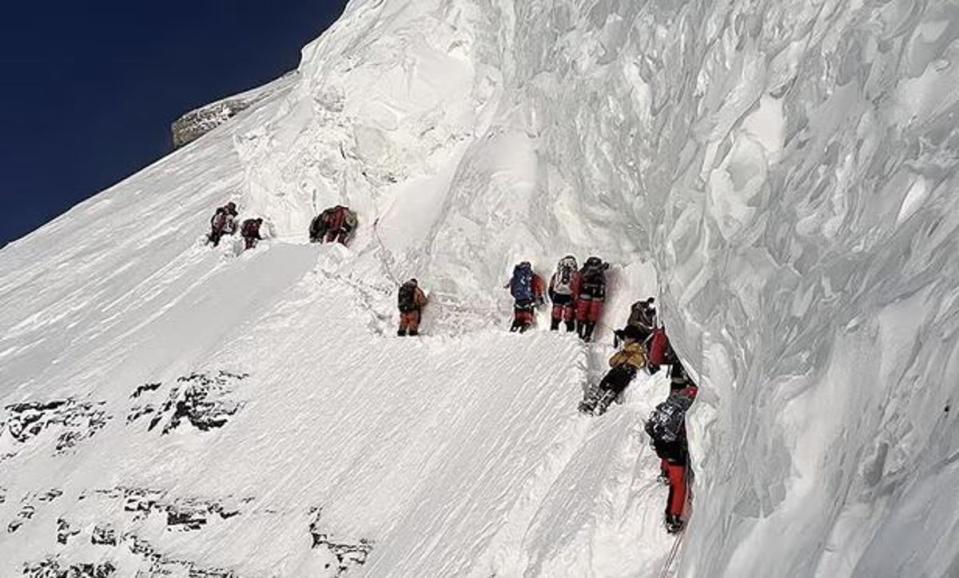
[2,0,959,576]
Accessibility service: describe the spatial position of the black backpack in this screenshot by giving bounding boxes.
[645,394,693,444]
[398,283,418,312]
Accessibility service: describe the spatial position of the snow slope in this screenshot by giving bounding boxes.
[3,0,959,576]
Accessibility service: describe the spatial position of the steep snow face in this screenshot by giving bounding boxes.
[2,0,959,577]
[229,1,959,572]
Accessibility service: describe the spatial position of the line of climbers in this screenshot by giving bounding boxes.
[393,255,696,534]
[206,201,358,250]
[206,200,696,534]
[504,256,609,340]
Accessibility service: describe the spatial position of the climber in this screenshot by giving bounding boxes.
[578,325,647,415]
[548,255,580,332]
[647,324,678,374]
[240,218,264,250]
[397,278,428,336]
[615,297,657,347]
[506,261,545,333]
[207,201,238,247]
[310,205,358,245]
[646,384,698,534]
[575,256,609,341]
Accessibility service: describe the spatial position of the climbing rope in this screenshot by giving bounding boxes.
[371,217,402,286]
[658,529,685,578]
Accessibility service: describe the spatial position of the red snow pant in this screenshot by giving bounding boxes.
[575,298,604,323]
[665,461,687,518]
[551,294,576,323]
[399,310,421,333]
[514,304,535,327]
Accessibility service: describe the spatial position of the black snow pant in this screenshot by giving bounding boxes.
[599,365,638,396]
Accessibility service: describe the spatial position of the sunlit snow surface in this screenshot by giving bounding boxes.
[2,0,959,576]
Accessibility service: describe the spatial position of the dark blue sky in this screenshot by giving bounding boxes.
[0,1,349,247]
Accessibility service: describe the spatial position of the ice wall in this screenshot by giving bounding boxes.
[242,0,959,574]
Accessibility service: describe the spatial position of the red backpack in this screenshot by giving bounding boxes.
[647,327,672,366]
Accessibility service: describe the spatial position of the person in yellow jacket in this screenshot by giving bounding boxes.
[579,325,648,415]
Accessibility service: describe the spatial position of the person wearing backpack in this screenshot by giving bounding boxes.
[397,278,428,336]
[548,255,580,332]
[506,261,545,333]
[578,325,647,415]
[646,384,698,534]
[310,205,358,245]
[575,256,609,341]
[614,297,656,346]
[207,201,238,247]
[240,218,264,250]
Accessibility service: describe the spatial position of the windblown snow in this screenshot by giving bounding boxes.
[2,0,959,577]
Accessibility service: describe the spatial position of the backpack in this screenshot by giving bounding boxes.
[211,209,227,232]
[510,263,535,302]
[552,256,577,296]
[398,283,418,313]
[241,219,261,238]
[648,327,672,366]
[645,394,693,444]
[580,260,607,299]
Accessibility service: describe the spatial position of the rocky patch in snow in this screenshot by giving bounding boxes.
[8,489,63,534]
[91,524,117,546]
[308,506,373,575]
[23,559,116,578]
[91,486,245,531]
[126,371,249,434]
[172,100,251,149]
[115,533,236,577]
[0,400,110,459]
[56,518,79,545]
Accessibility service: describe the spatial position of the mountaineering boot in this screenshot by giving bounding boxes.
[397,329,407,337]
[550,318,560,331]
[593,388,618,415]
[581,322,596,342]
[665,515,685,534]
[519,323,531,334]
[565,320,575,332]
[409,330,419,336]
[578,383,601,414]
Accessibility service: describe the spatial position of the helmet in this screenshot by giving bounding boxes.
[226,202,236,210]
[409,278,418,285]
[646,297,655,305]
[585,256,601,267]
[518,261,531,269]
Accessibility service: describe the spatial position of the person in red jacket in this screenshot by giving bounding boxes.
[574,256,609,341]
[397,278,429,336]
[506,261,545,333]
